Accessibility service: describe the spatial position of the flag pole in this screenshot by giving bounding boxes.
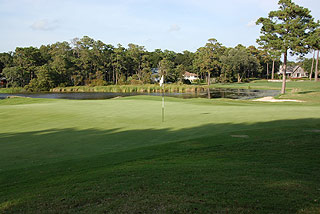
[160,75,165,122]
[162,83,165,122]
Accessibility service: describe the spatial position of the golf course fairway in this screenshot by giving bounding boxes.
[1,91,320,213]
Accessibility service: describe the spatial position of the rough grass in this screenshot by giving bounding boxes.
[50,84,205,93]
[49,81,320,96]
[0,87,25,93]
[1,82,320,213]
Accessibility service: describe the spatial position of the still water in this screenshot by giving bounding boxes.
[0,88,280,100]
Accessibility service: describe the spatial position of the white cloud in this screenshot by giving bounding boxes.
[247,20,257,28]
[168,24,181,32]
[30,19,59,31]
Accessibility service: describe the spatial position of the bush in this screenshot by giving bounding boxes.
[182,79,192,85]
[25,78,53,92]
[89,79,107,87]
[129,79,143,85]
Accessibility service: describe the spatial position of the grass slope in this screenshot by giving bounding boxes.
[1,83,320,213]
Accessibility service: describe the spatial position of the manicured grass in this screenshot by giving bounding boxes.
[212,80,320,92]
[0,82,320,213]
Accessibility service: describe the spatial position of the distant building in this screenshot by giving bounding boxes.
[151,68,160,82]
[278,65,308,78]
[183,72,199,82]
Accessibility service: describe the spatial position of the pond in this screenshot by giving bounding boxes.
[0,88,280,100]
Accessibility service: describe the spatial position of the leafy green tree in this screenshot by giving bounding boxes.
[221,45,260,83]
[256,0,318,93]
[148,49,163,69]
[140,55,152,84]
[162,50,176,63]
[0,52,13,73]
[158,58,174,82]
[315,50,319,81]
[258,49,272,79]
[194,38,223,85]
[112,44,127,84]
[175,64,188,83]
[26,65,54,91]
[308,28,320,81]
[47,42,75,87]
[268,50,282,80]
[175,50,195,74]
[2,66,25,87]
[127,43,146,80]
[309,50,316,80]
[13,47,45,86]
[91,40,114,83]
[301,57,313,77]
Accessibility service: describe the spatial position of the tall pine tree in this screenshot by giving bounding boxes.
[256,0,318,93]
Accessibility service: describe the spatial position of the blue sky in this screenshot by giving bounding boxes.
[0,0,319,56]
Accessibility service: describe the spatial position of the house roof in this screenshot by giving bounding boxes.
[184,72,198,77]
[151,68,159,74]
[279,65,305,74]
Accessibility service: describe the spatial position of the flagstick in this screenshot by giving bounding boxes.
[162,83,165,122]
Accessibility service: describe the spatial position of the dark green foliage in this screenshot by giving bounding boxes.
[2,66,25,87]
[193,38,224,85]
[0,37,277,91]
[0,52,13,74]
[158,58,175,82]
[2,10,318,92]
[221,45,260,83]
[256,0,319,93]
[301,58,313,75]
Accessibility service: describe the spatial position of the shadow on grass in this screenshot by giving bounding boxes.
[1,118,320,213]
[297,91,316,94]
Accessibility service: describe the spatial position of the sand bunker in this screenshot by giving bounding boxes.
[254,96,304,102]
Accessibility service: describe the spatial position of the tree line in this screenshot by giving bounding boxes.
[0,0,319,93]
[0,36,282,91]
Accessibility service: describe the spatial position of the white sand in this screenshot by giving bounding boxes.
[254,96,304,103]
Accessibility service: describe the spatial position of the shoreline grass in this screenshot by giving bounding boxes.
[50,84,207,93]
[0,87,25,93]
[2,81,319,95]
[42,81,320,94]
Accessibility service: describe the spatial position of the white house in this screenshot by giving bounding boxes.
[278,65,308,78]
[183,72,199,82]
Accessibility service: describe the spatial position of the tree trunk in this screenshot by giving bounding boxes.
[207,71,210,86]
[237,73,241,83]
[207,88,211,99]
[310,50,315,81]
[281,50,287,94]
[272,60,275,80]
[315,50,319,82]
[266,63,269,80]
[116,68,119,85]
[112,66,115,84]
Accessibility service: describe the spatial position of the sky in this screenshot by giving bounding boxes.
[0,0,319,57]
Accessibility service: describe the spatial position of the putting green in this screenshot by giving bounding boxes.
[1,95,320,213]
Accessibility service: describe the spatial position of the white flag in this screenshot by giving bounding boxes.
[159,75,164,87]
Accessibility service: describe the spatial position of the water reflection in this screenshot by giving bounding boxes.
[0,88,280,100]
